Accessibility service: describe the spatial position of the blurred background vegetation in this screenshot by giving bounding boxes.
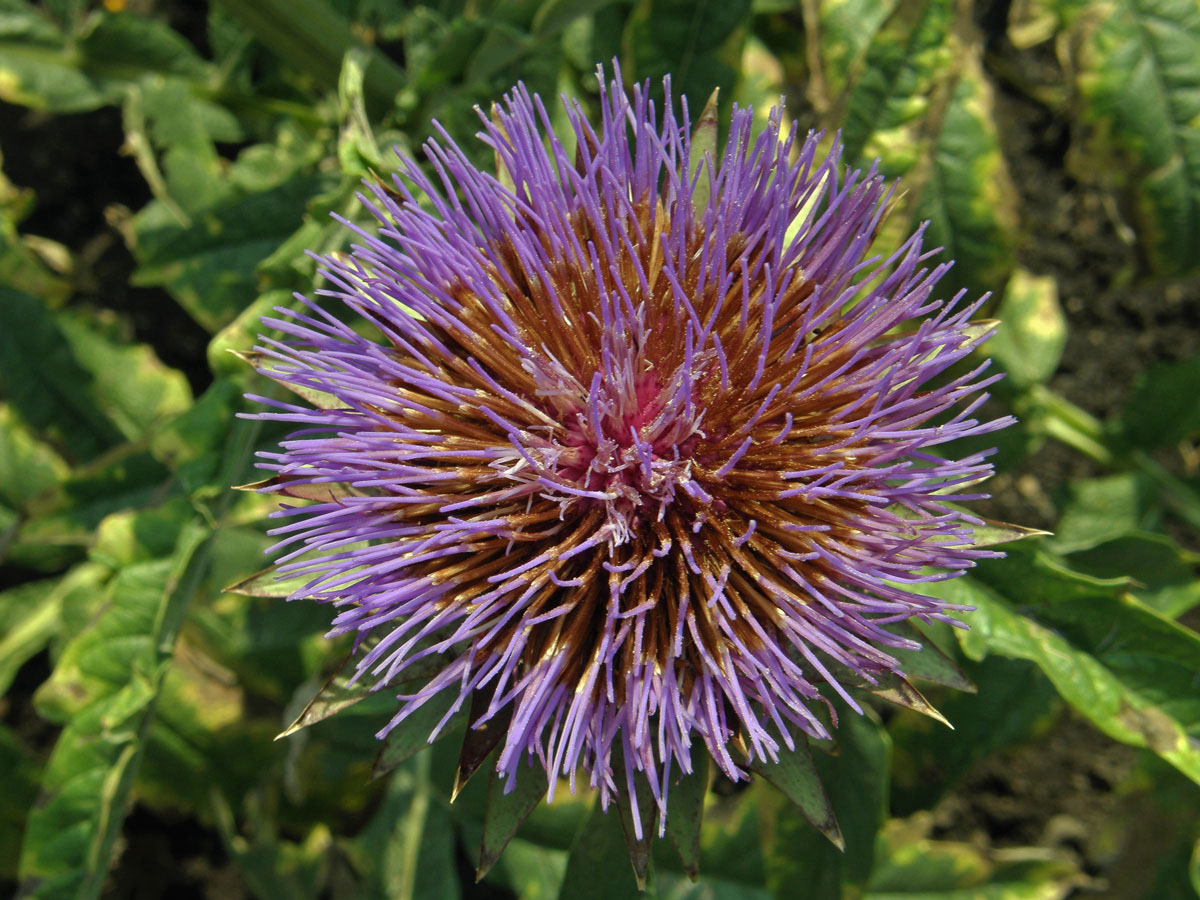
[0,0,1198,897]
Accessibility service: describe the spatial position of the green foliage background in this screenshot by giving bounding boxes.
[0,0,1198,897]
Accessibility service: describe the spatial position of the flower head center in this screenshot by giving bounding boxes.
[521,368,711,544]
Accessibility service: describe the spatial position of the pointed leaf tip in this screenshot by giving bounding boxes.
[888,621,977,694]
[276,654,373,739]
[452,692,510,801]
[611,744,656,889]
[751,739,844,850]
[224,564,310,598]
[866,671,954,729]
[971,518,1052,547]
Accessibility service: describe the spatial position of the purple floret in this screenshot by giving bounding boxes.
[248,66,1011,835]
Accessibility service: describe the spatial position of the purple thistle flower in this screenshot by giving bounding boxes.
[248,68,1010,838]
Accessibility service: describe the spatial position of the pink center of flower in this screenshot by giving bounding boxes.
[514,369,712,544]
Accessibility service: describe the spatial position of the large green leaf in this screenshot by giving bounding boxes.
[832,0,956,167]
[888,656,1057,815]
[340,752,462,900]
[0,1,115,112]
[7,448,172,572]
[18,510,209,900]
[1117,353,1200,449]
[0,564,108,698]
[817,0,899,103]
[904,61,1019,301]
[0,404,69,513]
[1071,0,1200,273]
[936,552,1200,786]
[0,3,213,113]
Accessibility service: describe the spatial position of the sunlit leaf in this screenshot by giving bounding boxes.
[987,268,1068,388]
[938,554,1200,786]
[18,515,209,900]
[1070,0,1200,273]
[131,174,335,332]
[865,815,1083,898]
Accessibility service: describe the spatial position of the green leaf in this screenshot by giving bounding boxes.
[477,763,551,879]
[865,816,1082,899]
[750,739,843,849]
[557,801,643,900]
[277,655,379,738]
[0,724,42,879]
[0,155,72,305]
[0,288,122,460]
[987,269,1067,388]
[18,514,209,900]
[1072,0,1200,273]
[888,621,976,693]
[131,174,335,332]
[129,76,242,218]
[833,0,955,168]
[817,0,899,103]
[663,757,707,879]
[0,572,83,697]
[0,4,217,114]
[77,10,210,80]
[830,0,1017,298]
[0,403,69,512]
[213,0,407,117]
[7,448,172,572]
[889,656,1057,815]
[371,688,466,779]
[610,744,657,890]
[906,61,1019,300]
[623,0,754,111]
[939,555,1200,787]
[483,835,568,900]
[1052,472,1151,553]
[212,793,334,900]
[225,564,324,599]
[1117,353,1200,448]
[343,751,461,900]
[0,289,191,462]
[531,0,617,37]
[0,1,116,112]
[1065,533,1200,618]
[761,710,891,900]
[1191,837,1200,897]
